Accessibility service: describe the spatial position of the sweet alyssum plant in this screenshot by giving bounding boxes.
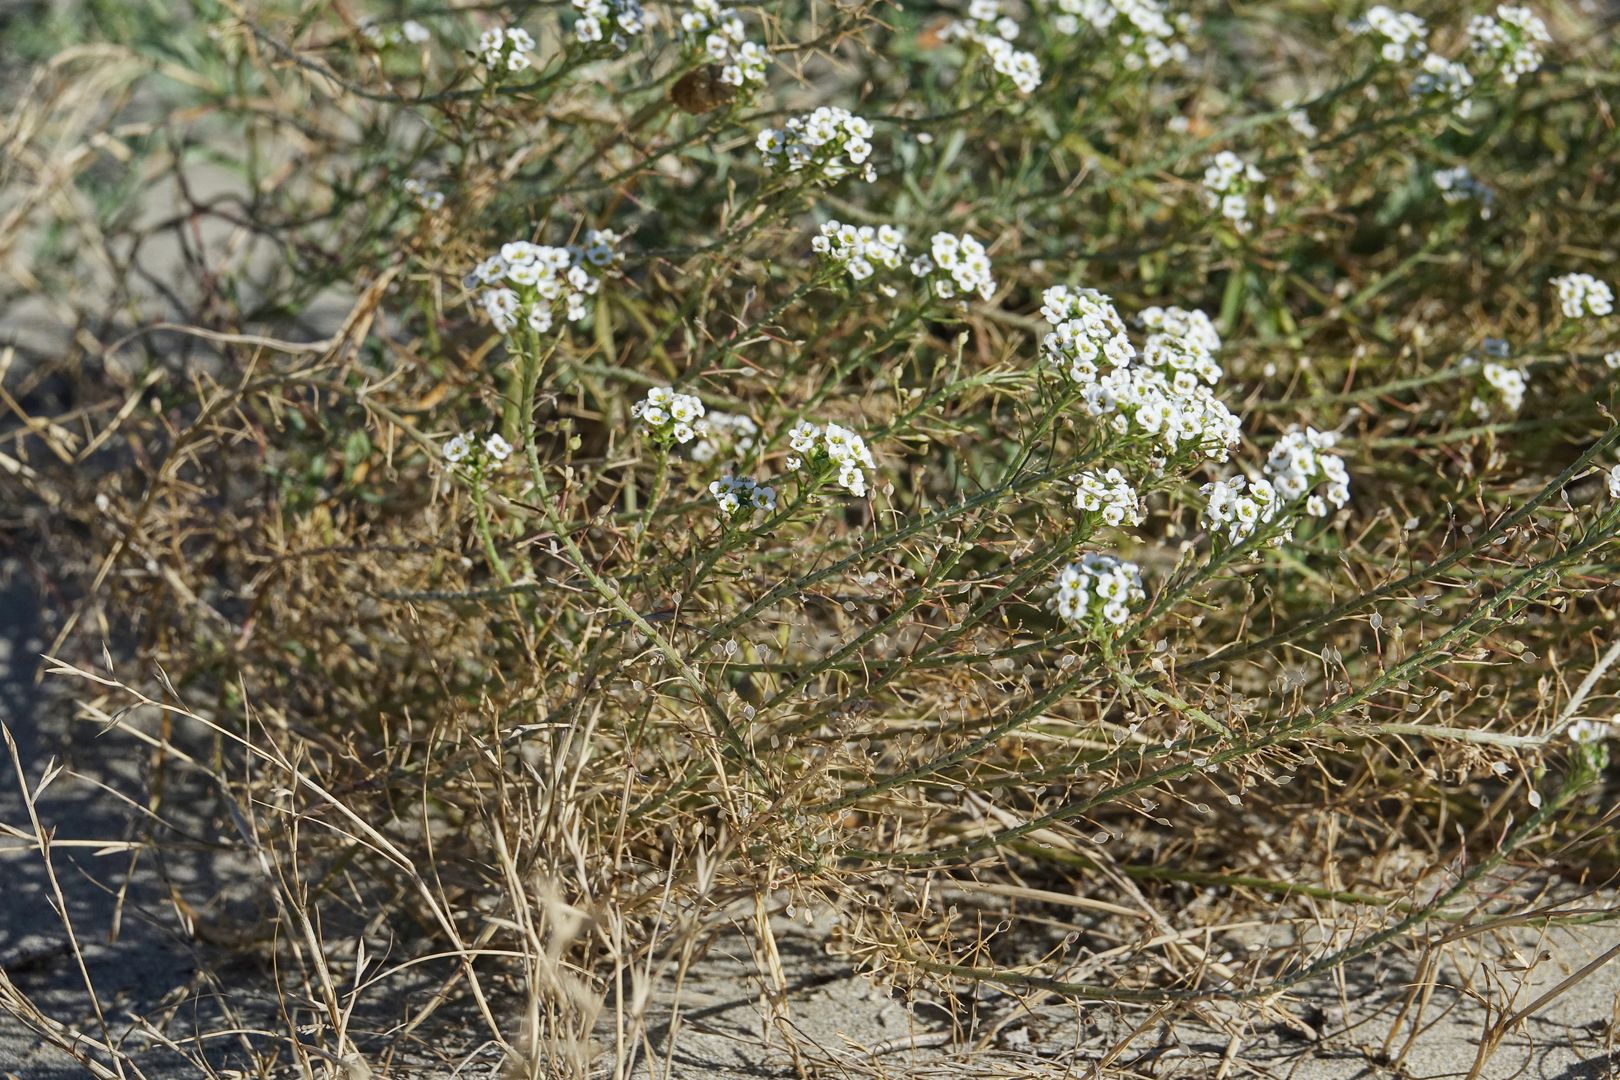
[8,0,1620,1075]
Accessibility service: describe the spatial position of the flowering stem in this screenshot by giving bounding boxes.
[469,480,514,588]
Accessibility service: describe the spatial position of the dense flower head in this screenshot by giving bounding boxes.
[942,0,1042,94]
[1467,5,1551,85]
[678,0,768,86]
[1202,152,1271,232]
[1433,166,1493,215]
[709,473,777,520]
[1552,273,1614,319]
[690,411,759,464]
[1140,305,1221,356]
[478,26,536,71]
[470,229,624,335]
[786,420,876,496]
[1468,359,1528,417]
[756,108,876,184]
[1201,474,1281,544]
[1350,5,1427,63]
[1410,52,1474,116]
[573,0,647,48]
[910,232,996,302]
[443,431,512,471]
[1073,467,1144,527]
[402,178,444,212]
[1040,285,1136,382]
[1265,426,1351,517]
[1041,286,1239,462]
[1050,553,1147,631]
[813,220,906,283]
[631,386,707,445]
[1050,0,1193,71]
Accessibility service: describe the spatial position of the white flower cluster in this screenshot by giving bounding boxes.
[1265,427,1351,518]
[1073,467,1143,527]
[1350,5,1427,62]
[690,411,759,463]
[1433,166,1493,215]
[1202,428,1350,545]
[470,231,623,335]
[812,221,906,283]
[1050,554,1147,631]
[1201,474,1281,544]
[1040,285,1136,380]
[478,26,536,72]
[574,0,647,48]
[942,0,1042,94]
[1202,151,1271,233]
[1041,286,1241,463]
[631,386,706,445]
[444,432,513,469]
[757,108,876,184]
[362,17,430,47]
[1469,360,1528,417]
[787,420,875,496]
[1140,305,1223,382]
[910,233,997,303]
[1467,5,1551,85]
[1050,0,1192,71]
[709,473,777,520]
[1411,52,1474,116]
[1568,717,1616,744]
[1552,273,1614,320]
[678,0,768,86]
[402,178,444,212]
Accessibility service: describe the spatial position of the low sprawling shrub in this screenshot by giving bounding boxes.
[3,0,1618,1074]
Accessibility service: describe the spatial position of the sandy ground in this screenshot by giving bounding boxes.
[4,559,1619,1078]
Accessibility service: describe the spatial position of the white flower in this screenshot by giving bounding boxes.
[1608,464,1620,499]
[574,0,646,49]
[1202,152,1268,233]
[479,26,536,72]
[757,107,879,185]
[1049,553,1146,633]
[472,229,623,336]
[815,220,907,285]
[444,431,508,471]
[1349,5,1428,62]
[1410,52,1474,116]
[402,177,445,212]
[1074,467,1144,527]
[1040,286,1241,464]
[1433,166,1493,216]
[691,411,759,463]
[911,232,996,303]
[1049,0,1192,71]
[1567,717,1614,744]
[1476,359,1528,414]
[1467,5,1551,85]
[678,0,768,86]
[1201,474,1284,545]
[483,434,513,461]
[785,420,875,496]
[1264,427,1351,515]
[1552,273,1614,320]
[362,17,432,47]
[632,386,706,445]
[941,0,1042,94]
